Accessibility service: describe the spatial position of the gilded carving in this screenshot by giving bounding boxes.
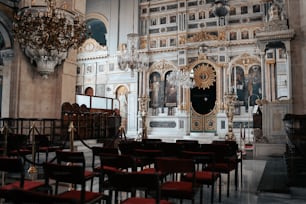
[194,64,216,90]
[187,31,218,43]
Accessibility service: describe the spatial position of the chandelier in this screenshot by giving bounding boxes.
[13,0,87,78]
[118,33,148,77]
[167,68,194,88]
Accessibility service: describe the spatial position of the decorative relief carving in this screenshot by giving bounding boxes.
[187,31,218,43]
[78,38,107,53]
[193,63,216,90]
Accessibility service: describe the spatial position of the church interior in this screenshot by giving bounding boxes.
[0,0,306,203]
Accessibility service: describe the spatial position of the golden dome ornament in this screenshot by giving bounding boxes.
[193,64,216,90]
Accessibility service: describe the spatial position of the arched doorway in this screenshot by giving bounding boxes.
[190,61,217,132]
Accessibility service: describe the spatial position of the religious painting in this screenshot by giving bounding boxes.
[165,71,177,107]
[149,72,162,108]
[230,32,237,40]
[247,65,262,106]
[231,66,246,104]
[241,30,249,39]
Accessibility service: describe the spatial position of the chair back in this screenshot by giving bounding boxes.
[92,146,119,170]
[100,154,136,171]
[56,150,86,167]
[0,156,25,188]
[156,157,195,174]
[109,172,161,198]
[176,139,200,151]
[159,142,182,157]
[43,163,87,203]
[44,162,85,185]
[182,151,216,171]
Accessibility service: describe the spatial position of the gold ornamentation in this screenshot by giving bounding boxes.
[194,64,216,90]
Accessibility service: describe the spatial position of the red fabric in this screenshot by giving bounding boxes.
[0,180,44,191]
[84,170,95,179]
[122,197,173,204]
[161,181,194,197]
[95,165,120,173]
[58,190,104,203]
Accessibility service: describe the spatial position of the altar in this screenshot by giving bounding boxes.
[147,114,189,137]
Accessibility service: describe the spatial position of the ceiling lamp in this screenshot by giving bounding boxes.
[167,67,194,89]
[118,33,148,77]
[13,0,87,78]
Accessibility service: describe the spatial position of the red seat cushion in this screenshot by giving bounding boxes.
[0,180,44,191]
[122,197,172,204]
[84,170,95,179]
[161,181,195,197]
[58,190,104,203]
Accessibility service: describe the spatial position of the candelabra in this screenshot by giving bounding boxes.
[118,33,148,77]
[13,0,87,78]
[138,96,150,140]
[225,92,237,141]
[167,68,194,88]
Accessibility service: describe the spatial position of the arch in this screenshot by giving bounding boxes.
[86,12,109,32]
[149,59,176,81]
[229,53,261,75]
[0,11,13,48]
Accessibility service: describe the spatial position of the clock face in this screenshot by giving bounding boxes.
[85,43,94,51]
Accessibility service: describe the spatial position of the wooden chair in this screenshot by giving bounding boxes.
[55,150,95,191]
[118,140,153,170]
[6,133,32,157]
[91,146,119,190]
[43,162,111,204]
[201,143,238,197]
[98,153,137,194]
[212,140,243,186]
[108,171,173,204]
[0,156,45,194]
[182,151,221,203]
[176,140,200,152]
[159,142,182,158]
[155,157,201,204]
[2,188,78,204]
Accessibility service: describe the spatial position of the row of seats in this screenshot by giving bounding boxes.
[0,139,242,204]
[91,139,242,204]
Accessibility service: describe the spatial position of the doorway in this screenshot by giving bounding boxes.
[190,62,217,132]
